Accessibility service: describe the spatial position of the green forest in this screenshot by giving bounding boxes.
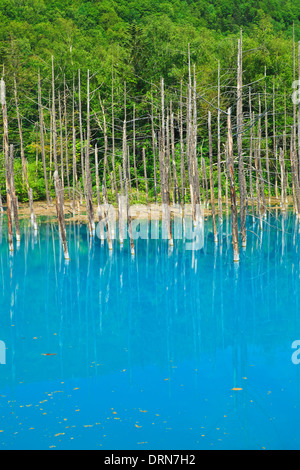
[0,0,299,203]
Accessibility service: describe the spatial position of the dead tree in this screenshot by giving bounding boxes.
[217,61,223,221]
[227,109,239,262]
[132,103,139,200]
[38,69,50,206]
[142,148,149,206]
[237,34,247,247]
[14,74,36,226]
[180,81,185,207]
[1,78,14,251]
[208,111,218,244]
[63,74,71,200]
[125,176,135,256]
[151,94,157,203]
[264,81,271,204]
[85,70,95,234]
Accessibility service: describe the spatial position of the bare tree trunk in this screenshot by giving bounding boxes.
[142,148,149,206]
[258,96,266,215]
[99,94,109,189]
[51,56,59,175]
[201,156,209,209]
[151,94,157,204]
[58,93,64,192]
[78,70,85,196]
[170,104,179,205]
[38,69,50,207]
[72,80,78,215]
[2,81,14,251]
[95,144,101,208]
[279,147,287,210]
[237,34,247,247]
[118,165,124,246]
[264,81,271,204]
[180,80,185,208]
[8,145,20,244]
[208,111,218,244]
[14,74,36,226]
[249,92,255,222]
[64,74,71,200]
[253,111,263,230]
[85,70,95,234]
[298,41,300,183]
[273,78,279,200]
[111,65,118,199]
[227,108,239,262]
[191,67,201,221]
[217,61,223,221]
[127,146,132,199]
[0,184,3,214]
[166,112,172,203]
[102,183,113,250]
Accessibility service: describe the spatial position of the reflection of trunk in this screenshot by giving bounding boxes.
[54,171,69,260]
[258,97,266,215]
[10,145,20,243]
[102,184,112,251]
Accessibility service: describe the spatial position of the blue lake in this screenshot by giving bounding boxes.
[0,213,299,450]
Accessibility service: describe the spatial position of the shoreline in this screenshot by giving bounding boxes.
[1,197,294,224]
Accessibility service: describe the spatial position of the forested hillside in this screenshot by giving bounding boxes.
[0,0,298,89]
[0,0,299,203]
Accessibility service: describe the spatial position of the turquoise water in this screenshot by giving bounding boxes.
[0,213,299,450]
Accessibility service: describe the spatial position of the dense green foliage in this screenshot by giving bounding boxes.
[0,0,299,202]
